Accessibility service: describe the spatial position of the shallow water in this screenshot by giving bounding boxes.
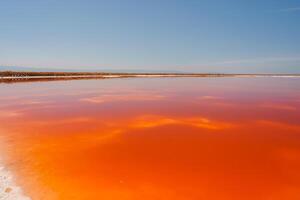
[0,77,300,200]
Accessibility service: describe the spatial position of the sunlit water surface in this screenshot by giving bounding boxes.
[0,77,300,200]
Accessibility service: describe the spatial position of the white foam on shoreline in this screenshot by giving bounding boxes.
[0,159,31,200]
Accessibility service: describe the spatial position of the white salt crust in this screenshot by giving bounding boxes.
[0,165,31,200]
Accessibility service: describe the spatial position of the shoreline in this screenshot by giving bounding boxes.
[0,164,31,200]
[0,132,31,200]
[0,138,30,200]
[1,73,300,80]
[1,72,300,84]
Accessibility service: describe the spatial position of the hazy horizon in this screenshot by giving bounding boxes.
[0,0,300,73]
[1,65,300,74]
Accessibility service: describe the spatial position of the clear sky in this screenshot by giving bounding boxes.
[0,0,300,73]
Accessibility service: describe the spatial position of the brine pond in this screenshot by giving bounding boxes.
[0,77,300,200]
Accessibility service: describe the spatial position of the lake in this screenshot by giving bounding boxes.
[0,77,300,200]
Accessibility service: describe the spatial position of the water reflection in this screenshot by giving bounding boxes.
[0,77,300,200]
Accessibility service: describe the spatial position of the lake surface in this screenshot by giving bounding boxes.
[0,77,300,200]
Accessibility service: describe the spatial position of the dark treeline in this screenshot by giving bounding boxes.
[0,71,121,77]
[0,71,228,77]
[1,71,299,78]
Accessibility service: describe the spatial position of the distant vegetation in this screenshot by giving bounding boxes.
[1,71,299,82]
[0,71,120,77]
[0,71,223,77]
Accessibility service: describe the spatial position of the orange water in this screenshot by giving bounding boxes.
[0,77,300,200]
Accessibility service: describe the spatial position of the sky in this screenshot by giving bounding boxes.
[0,0,300,73]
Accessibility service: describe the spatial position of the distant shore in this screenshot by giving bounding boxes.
[1,71,300,83]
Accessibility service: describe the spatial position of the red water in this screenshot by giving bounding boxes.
[0,77,300,200]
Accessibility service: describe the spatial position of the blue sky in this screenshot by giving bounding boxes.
[0,0,300,73]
